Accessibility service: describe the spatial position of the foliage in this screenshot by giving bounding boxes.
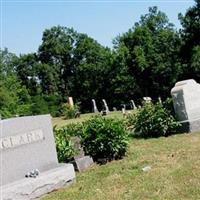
[61,103,80,119]
[81,116,129,162]
[113,6,181,99]
[54,123,83,162]
[179,0,200,81]
[128,102,180,138]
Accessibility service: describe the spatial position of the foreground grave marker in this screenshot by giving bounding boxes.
[0,114,75,200]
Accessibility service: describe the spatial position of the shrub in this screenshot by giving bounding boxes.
[127,102,180,138]
[81,116,129,162]
[61,103,79,119]
[54,123,83,162]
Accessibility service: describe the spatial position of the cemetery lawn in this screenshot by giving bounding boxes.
[52,111,124,127]
[42,132,200,200]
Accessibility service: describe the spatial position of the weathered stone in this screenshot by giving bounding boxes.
[1,164,75,200]
[171,79,200,133]
[158,96,162,104]
[143,97,152,103]
[68,97,74,107]
[70,136,94,172]
[92,99,99,113]
[102,99,109,113]
[72,156,94,172]
[71,136,85,159]
[130,100,137,110]
[0,115,76,199]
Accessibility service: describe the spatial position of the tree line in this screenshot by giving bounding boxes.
[0,1,200,118]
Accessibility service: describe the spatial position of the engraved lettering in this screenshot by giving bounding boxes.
[2,138,12,148]
[0,129,44,150]
[27,132,34,142]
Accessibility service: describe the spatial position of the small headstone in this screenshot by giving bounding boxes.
[122,108,126,115]
[113,107,117,111]
[68,97,74,107]
[92,99,99,113]
[171,79,200,133]
[71,137,93,172]
[71,137,84,159]
[158,96,162,104]
[102,99,109,113]
[0,115,75,200]
[130,100,137,110]
[143,97,152,103]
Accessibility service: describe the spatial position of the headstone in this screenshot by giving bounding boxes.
[92,99,99,113]
[102,99,109,113]
[171,79,200,132]
[122,108,126,116]
[130,100,137,110]
[113,107,117,111]
[0,115,75,200]
[71,137,93,172]
[158,96,162,104]
[68,97,74,107]
[143,97,152,103]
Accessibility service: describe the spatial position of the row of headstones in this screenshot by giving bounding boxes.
[92,97,162,113]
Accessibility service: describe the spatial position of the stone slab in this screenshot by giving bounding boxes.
[0,164,75,200]
[72,156,94,172]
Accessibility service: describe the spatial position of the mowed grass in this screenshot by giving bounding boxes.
[52,111,124,127]
[42,132,200,200]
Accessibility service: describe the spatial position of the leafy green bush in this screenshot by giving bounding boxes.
[127,102,180,138]
[61,103,80,119]
[54,123,83,162]
[81,116,129,162]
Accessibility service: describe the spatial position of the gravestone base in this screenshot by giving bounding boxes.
[72,156,94,172]
[1,164,75,200]
[179,118,200,133]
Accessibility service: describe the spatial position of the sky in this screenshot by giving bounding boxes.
[1,0,195,55]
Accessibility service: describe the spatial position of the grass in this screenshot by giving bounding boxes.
[42,132,200,200]
[52,111,125,127]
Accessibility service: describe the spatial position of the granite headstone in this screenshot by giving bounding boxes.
[171,79,200,132]
[0,115,75,200]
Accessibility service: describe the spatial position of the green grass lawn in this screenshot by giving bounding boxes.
[52,111,125,127]
[42,132,200,200]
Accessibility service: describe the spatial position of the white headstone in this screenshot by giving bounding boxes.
[171,79,200,132]
[102,99,109,113]
[68,97,74,107]
[158,96,162,104]
[130,100,137,110]
[92,99,99,113]
[143,97,152,103]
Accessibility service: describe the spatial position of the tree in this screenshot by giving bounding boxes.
[38,26,114,112]
[0,49,32,118]
[38,26,77,96]
[113,7,181,100]
[179,0,200,81]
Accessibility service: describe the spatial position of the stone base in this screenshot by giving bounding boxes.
[179,118,200,133]
[72,156,94,172]
[1,164,75,200]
